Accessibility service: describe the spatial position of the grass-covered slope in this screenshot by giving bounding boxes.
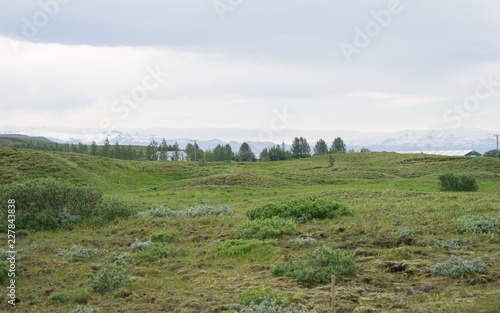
[0,146,499,312]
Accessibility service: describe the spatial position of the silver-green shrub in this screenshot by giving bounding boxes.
[434,238,470,251]
[57,245,98,261]
[138,205,233,218]
[0,248,21,260]
[456,215,500,234]
[289,235,316,246]
[392,228,414,238]
[131,239,153,252]
[238,298,316,313]
[428,256,488,278]
[69,306,98,313]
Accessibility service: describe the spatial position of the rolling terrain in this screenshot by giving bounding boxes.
[0,146,499,312]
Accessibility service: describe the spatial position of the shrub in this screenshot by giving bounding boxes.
[238,287,289,306]
[434,238,469,251]
[439,173,478,191]
[217,239,276,256]
[456,215,500,234]
[135,244,180,262]
[271,246,358,284]
[89,253,133,294]
[236,217,297,239]
[246,197,350,222]
[138,205,234,218]
[428,256,488,278]
[289,235,316,246]
[183,205,234,217]
[0,178,131,231]
[0,248,21,260]
[72,289,90,304]
[130,239,153,252]
[69,306,98,313]
[392,228,414,238]
[94,197,134,223]
[150,231,180,243]
[238,298,316,313]
[90,262,128,294]
[57,245,98,261]
[49,292,70,304]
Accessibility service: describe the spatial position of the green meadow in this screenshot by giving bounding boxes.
[0,146,499,312]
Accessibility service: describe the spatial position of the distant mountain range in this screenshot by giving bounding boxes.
[1,127,498,154]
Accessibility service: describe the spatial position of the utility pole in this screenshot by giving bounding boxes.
[494,134,500,158]
[193,139,198,161]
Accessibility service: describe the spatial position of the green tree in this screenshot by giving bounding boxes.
[360,148,371,153]
[146,139,159,161]
[171,142,181,161]
[237,142,256,162]
[314,139,329,155]
[291,137,310,159]
[77,142,88,154]
[260,148,271,162]
[331,137,346,153]
[159,138,169,161]
[90,141,98,156]
[112,141,122,159]
[224,144,234,161]
[483,150,499,158]
[101,137,111,158]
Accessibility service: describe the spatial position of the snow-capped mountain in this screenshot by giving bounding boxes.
[1,127,498,154]
[348,128,498,154]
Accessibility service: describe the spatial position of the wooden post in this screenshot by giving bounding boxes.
[331,275,336,313]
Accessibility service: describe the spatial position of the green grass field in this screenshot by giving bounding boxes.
[0,146,499,312]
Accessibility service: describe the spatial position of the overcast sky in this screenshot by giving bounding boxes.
[1,0,499,142]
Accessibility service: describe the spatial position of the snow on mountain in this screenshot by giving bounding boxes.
[348,128,498,154]
[1,127,497,154]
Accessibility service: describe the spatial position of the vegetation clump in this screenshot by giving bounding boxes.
[69,306,98,313]
[216,239,276,256]
[438,173,479,191]
[246,197,350,222]
[135,243,181,262]
[434,238,471,251]
[271,246,358,284]
[238,298,317,313]
[456,215,500,234]
[289,235,316,246]
[428,256,488,278]
[236,217,297,239]
[138,205,233,218]
[57,245,99,261]
[231,287,289,309]
[49,291,70,304]
[0,178,133,231]
[89,253,133,294]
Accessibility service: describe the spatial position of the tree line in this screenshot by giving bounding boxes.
[13,136,366,162]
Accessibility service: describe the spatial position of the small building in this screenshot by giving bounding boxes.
[395,150,482,157]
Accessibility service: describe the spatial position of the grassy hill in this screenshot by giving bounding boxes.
[0,146,499,312]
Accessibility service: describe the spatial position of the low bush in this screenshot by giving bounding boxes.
[130,239,153,252]
[57,245,98,261]
[271,246,358,284]
[0,178,133,231]
[135,244,181,262]
[49,292,70,304]
[238,287,289,306]
[238,298,317,313]
[246,197,350,222]
[150,231,180,243]
[89,253,133,294]
[434,238,470,251]
[138,205,234,219]
[289,235,316,246]
[428,256,488,278]
[217,239,276,256]
[392,228,414,238]
[439,173,479,191]
[236,217,297,239]
[72,289,90,304]
[456,215,500,234]
[69,306,98,313]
